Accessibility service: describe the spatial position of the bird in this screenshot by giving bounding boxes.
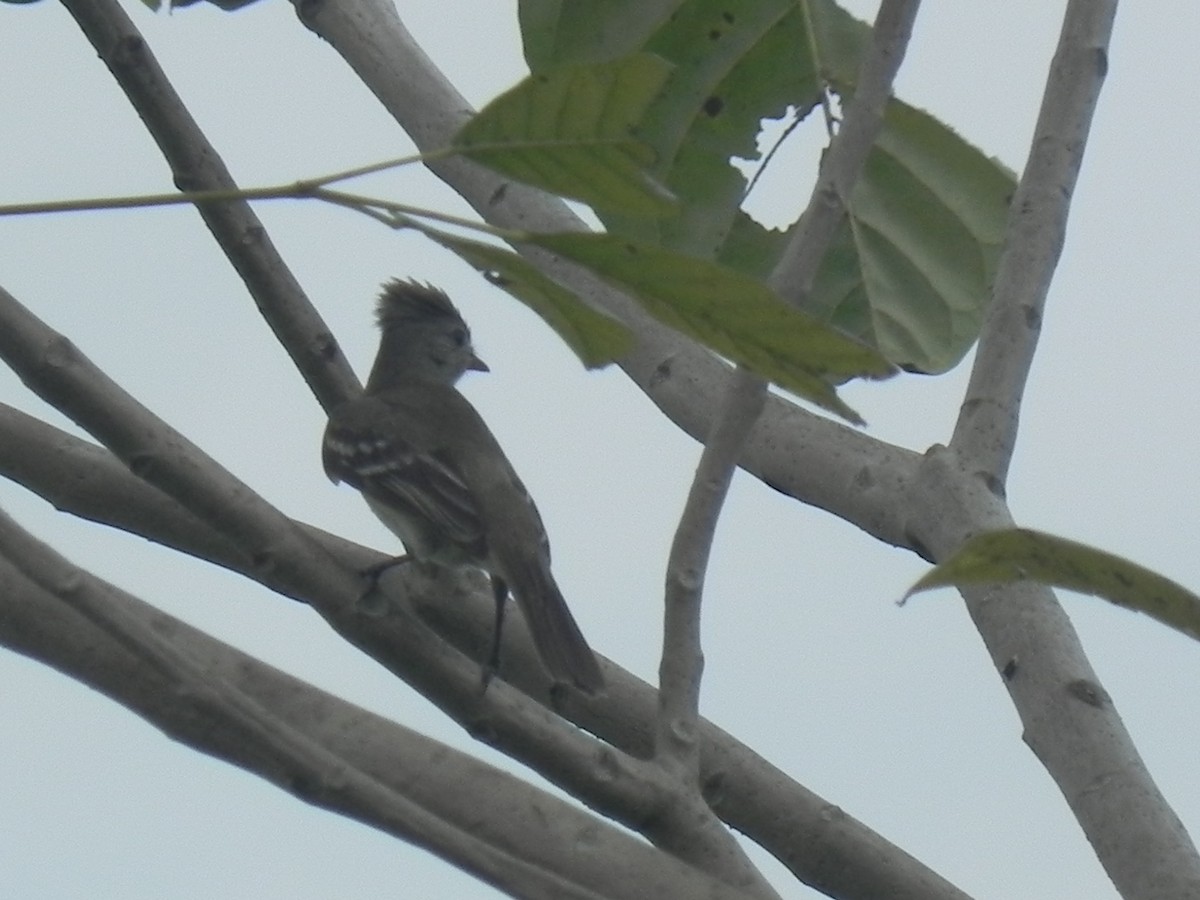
[321,279,604,693]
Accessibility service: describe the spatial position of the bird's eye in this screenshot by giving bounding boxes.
[450,327,468,347]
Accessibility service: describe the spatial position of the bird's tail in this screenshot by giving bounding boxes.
[505,559,604,693]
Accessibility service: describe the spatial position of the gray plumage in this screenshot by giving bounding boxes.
[323,280,604,692]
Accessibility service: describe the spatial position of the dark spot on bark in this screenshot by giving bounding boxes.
[651,356,674,387]
[1066,678,1111,708]
[113,36,145,67]
[314,331,339,360]
[701,769,727,804]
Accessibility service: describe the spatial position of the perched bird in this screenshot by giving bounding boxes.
[322,279,604,692]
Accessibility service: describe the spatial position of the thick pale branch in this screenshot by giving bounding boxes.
[906,3,1200,897]
[0,513,756,900]
[0,286,353,608]
[0,402,381,594]
[907,446,1200,900]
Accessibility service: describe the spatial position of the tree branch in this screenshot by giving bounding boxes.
[59,0,359,415]
[906,3,1200,896]
[656,369,770,895]
[0,510,761,900]
[0,286,354,608]
[949,1,1112,484]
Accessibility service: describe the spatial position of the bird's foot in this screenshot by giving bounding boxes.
[355,553,412,615]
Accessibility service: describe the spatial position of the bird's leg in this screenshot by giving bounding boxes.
[481,575,510,691]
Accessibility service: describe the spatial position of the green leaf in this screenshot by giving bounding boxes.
[520,0,866,255]
[905,529,1200,644]
[520,0,673,70]
[408,224,633,369]
[453,54,677,217]
[526,231,895,422]
[812,101,1014,373]
[518,0,1016,373]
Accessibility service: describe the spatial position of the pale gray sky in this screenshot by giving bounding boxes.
[2,2,1197,898]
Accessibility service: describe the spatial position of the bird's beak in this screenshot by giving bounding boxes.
[468,353,490,373]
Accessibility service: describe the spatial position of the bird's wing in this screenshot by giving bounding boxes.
[323,397,484,546]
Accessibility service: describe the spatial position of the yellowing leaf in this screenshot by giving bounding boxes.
[906,529,1200,643]
[526,232,895,422]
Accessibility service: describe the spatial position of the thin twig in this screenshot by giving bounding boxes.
[654,2,921,896]
[658,0,921,759]
[0,183,519,245]
[949,2,1112,484]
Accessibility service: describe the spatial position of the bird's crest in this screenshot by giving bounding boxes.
[375,279,464,330]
